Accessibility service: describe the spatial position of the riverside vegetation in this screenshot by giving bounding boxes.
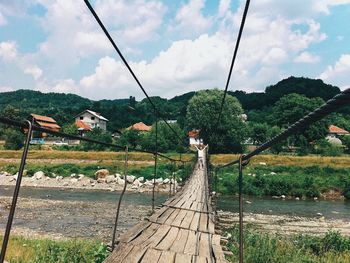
[0,236,109,263]
[226,226,350,263]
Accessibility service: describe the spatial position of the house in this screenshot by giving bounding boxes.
[75,120,92,136]
[127,122,152,132]
[188,129,203,146]
[29,113,60,138]
[326,125,349,145]
[75,110,108,131]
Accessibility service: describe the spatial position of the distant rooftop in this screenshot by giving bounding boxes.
[127,122,152,132]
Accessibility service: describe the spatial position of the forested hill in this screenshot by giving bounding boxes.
[0,76,341,132]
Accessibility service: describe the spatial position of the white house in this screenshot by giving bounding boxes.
[188,130,203,146]
[75,110,109,131]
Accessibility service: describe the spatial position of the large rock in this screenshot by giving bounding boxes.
[106,175,116,183]
[97,178,106,183]
[70,178,78,183]
[133,179,141,187]
[34,171,45,180]
[138,177,144,183]
[117,177,125,185]
[95,169,109,179]
[155,178,163,184]
[163,178,170,184]
[126,175,135,184]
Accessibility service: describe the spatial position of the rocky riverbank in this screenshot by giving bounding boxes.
[217,210,350,236]
[0,169,180,193]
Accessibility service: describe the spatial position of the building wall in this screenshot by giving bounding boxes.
[189,137,203,145]
[75,112,107,130]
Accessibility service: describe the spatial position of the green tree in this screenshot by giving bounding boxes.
[141,121,187,152]
[249,122,270,145]
[4,128,25,150]
[271,93,329,147]
[81,128,112,151]
[118,129,142,149]
[186,89,247,153]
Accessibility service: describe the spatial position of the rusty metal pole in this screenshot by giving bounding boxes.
[111,146,128,251]
[0,121,33,262]
[152,118,158,212]
[238,155,244,263]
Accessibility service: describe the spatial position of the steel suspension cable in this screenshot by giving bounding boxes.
[217,87,350,168]
[83,0,184,148]
[215,0,251,127]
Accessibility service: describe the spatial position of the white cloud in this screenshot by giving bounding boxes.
[0,86,14,92]
[294,51,320,63]
[218,0,231,17]
[0,12,6,26]
[0,41,18,61]
[24,66,43,80]
[171,0,212,36]
[319,54,350,88]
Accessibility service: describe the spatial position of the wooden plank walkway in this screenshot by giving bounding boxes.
[105,160,228,263]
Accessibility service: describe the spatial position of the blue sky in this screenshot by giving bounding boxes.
[0,0,350,100]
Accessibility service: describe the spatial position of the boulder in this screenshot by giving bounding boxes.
[155,178,163,184]
[106,175,116,184]
[131,185,139,190]
[97,178,106,183]
[63,182,69,186]
[270,172,277,175]
[95,169,109,179]
[281,195,286,199]
[133,179,141,187]
[138,177,144,183]
[117,178,125,185]
[163,178,170,184]
[13,173,18,181]
[34,171,45,180]
[126,175,135,183]
[78,174,85,180]
[70,173,76,178]
[259,162,267,166]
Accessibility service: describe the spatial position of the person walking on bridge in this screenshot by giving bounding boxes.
[195,144,208,170]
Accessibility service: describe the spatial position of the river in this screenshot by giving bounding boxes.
[1,187,350,240]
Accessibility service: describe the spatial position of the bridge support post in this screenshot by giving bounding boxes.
[152,118,158,212]
[111,146,129,251]
[172,161,176,194]
[0,121,33,263]
[238,155,245,263]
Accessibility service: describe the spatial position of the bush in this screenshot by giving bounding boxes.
[4,128,25,150]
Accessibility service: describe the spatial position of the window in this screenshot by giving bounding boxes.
[91,117,95,120]
[80,116,83,120]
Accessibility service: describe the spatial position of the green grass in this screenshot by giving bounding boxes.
[226,226,350,263]
[0,236,109,263]
[214,165,350,198]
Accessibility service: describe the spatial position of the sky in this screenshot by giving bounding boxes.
[0,0,350,100]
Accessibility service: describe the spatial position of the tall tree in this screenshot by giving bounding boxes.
[186,89,247,153]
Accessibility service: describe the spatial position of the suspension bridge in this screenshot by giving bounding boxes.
[1,0,350,262]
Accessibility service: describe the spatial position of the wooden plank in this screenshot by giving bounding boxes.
[104,243,133,263]
[212,235,226,262]
[184,230,197,256]
[143,225,171,248]
[157,207,176,224]
[130,223,159,246]
[171,209,188,227]
[171,229,189,253]
[193,255,208,263]
[156,227,179,251]
[141,248,162,263]
[174,253,192,263]
[122,245,148,263]
[198,232,211,258]
[119,221,152,243]
[198,212,208,233]
[180,210,195,229]
[189,212,200,231]
[158,250,176,263]
[165,207,181,226]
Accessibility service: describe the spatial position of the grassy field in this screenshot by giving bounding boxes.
[0,236,109,263]
[211,154,350,168]
[0,150,194,162]
[226,226,350,263]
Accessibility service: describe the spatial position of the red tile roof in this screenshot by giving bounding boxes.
[188,130,200,138]
[329,125,349,135]
[75,120,92,131]
[31,113,57,124]
[127,122,152,131]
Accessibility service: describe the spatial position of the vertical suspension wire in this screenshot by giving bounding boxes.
[152,118,158,212]
[0,121,33,262]
[238,155,244,263]
[111,146,128,251]
[172,161,176,195]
